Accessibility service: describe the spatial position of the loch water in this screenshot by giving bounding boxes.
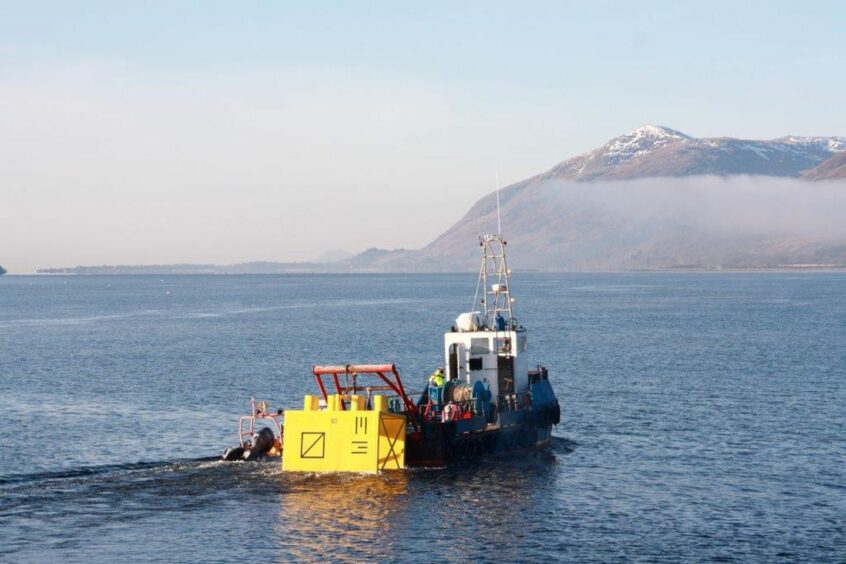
[0,273,844,562]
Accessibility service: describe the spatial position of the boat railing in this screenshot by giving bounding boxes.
[238,397,284,448]
[528,364,549,385]
[418,390,534,422]
[312,364,422,430]
[497,391,532,414]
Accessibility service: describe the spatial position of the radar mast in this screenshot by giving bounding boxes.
[472,234,514,330]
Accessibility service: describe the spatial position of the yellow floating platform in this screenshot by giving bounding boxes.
[282,394,406,473]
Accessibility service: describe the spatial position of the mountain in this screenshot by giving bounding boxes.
[801,151,846,180]
[345,126,846,272]
[0,265,6,275]
[533,125,846,182]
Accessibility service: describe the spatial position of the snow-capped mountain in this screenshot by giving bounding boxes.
[538,125,846,181]
[344,125,846,272]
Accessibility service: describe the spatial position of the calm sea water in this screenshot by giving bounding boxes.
[1,273,844,562]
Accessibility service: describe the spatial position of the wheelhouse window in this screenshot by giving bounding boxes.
[470,338,490,354]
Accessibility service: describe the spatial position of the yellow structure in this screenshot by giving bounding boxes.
[282,394,406,473]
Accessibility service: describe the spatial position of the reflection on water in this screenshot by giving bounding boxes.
[272,449,562,561]
[277,472,411,560]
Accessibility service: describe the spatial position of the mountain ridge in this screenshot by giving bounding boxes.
[801,151,846,180]
[540,125,846,182]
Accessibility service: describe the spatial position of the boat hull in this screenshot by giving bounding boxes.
[406,416,555,467]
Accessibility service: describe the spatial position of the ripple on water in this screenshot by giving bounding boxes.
[1,273,844,561]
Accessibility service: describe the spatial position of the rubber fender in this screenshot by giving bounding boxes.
[222,446,245,461]
[550,401,561,425]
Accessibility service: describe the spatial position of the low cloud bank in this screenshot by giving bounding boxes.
[422,176,846,270]
[536,176,846,240]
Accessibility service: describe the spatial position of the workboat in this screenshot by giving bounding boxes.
[222,234,560,471]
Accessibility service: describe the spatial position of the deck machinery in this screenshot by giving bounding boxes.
[224,234,560,471]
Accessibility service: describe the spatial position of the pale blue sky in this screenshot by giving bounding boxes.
[1,2,844,272]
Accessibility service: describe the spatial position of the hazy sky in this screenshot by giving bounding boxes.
[2,1,845,273]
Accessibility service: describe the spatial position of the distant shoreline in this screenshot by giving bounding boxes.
[28,265,846,276]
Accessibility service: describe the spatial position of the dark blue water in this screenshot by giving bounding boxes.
[1,273,844,562]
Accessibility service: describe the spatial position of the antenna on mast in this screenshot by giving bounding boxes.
[470,169,514,325]
[495,168,502,235]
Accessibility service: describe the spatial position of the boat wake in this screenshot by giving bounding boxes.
[1,433,575,491]
[0,456,286,558]
[0,456,222,487]
[1,437,572,558]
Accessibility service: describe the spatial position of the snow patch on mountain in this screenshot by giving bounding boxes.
[737,143,772,160]
[602,125,689,163]
[777,136,846,153]
[544,125,846,181]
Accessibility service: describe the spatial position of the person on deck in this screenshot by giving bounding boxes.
[428,367,446,407]
[428,367,445,388]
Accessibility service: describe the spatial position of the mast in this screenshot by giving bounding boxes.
[495,168,502,236]
[473,234,514,329]
[470,171,515,329]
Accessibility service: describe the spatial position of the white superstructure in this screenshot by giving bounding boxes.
[444,235,529,401]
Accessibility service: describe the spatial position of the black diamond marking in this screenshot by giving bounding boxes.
[300,432,325,459]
